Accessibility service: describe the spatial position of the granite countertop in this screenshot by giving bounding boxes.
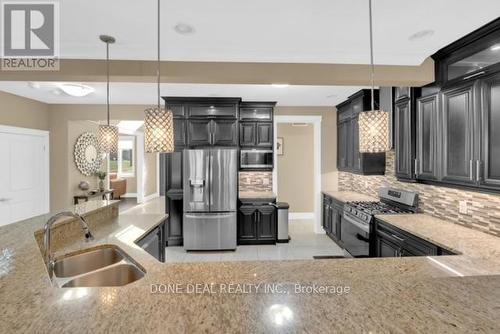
[238,191,277,201]
[322,190,378,203]
[2,200,500,333]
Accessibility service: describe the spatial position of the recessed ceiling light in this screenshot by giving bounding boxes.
[271,84,289,88]
[491,44,500,51]
[27,82,41,89]
[408,29,435,42]
[174,23,195,35]
[58,83,95,97]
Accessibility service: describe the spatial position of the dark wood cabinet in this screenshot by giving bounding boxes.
[321,194,343,244]
[237,204,276,245]
[416,93,439,181]
[187,119,212,146]
[165,151,183,246]
[256,122,273,147]
[239,122,256,147]
[212,119,238,146]
[479,72,500,189]
[336,89,385,175]
[187,103,238,118]
[394,98,415,180]
[374,219,438,258]
[173,119,187,150]
[136,220,166,262]
[441,82,477,185]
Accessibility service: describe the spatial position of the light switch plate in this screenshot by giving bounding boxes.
[459,200,468,215]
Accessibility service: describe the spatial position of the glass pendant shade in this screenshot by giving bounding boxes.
[98,124,119,154]
[144,107,174,153]
[358,110,390,153]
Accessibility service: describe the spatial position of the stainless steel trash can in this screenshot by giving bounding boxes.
[276,202,290,243]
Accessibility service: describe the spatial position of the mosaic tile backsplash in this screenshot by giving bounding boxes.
[239,172,273,192]
[339,150,500,237]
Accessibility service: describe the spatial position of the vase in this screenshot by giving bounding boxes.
[99,179,105,192]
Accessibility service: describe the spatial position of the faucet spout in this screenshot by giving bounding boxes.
[43,212,94,279]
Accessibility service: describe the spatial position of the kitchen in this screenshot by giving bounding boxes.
[1,1,500,333]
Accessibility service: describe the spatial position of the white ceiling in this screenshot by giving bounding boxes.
[0,81,367,106]
[55,0,500,65]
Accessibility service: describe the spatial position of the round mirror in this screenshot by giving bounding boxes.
[74,132,102,176]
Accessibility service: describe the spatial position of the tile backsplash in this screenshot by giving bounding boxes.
[339,150,500,237]
[239,172,273,192]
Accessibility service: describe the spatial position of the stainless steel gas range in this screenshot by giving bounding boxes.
[341,187,419,257]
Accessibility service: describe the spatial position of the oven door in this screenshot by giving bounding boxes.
[240,150,273,170]
[341,212,371,257]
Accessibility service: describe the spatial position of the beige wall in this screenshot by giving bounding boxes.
[275,106,338,191]
[144,152,158,197]
[277,124,314,212]
[0,91,49,130]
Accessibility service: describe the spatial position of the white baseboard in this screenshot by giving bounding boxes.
[121,193,137,198]
[289,212,314,220]
[142,192,160,203]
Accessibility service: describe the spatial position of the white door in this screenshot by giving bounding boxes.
[0,127,49,226]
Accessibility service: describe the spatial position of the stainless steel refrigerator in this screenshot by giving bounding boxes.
[183,148,237,250]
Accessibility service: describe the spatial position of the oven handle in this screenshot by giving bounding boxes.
[342,213,370,233]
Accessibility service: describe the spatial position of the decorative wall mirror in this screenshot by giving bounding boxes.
[74,132,102,176]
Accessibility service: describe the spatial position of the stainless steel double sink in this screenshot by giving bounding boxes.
[52,245,145,288]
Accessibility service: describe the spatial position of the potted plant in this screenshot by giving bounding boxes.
[95,171,107,192]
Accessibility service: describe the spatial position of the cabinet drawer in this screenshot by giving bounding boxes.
[240,108,272,121]
[188,104,237,118]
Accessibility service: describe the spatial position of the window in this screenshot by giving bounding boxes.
[109,136,135,177]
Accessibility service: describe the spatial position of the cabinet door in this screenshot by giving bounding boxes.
[351,116,361,172]
[187,119,212,146]
[337,121,349,170]
[480,73,500,188]
[188,104,238,118]
[256,206,276,242]
[212,119,238,146]
[173,119,187,149]
[237,206,258,242]
[256,122,273,147]
[329,206,339,240]
[394,98,414,180]
[240,108,273,121]
[416,94,439,181]
[239,122,256,147]
[346,119,354,169]
[395,87,411,101]
[322,198,331,232]
[441,82,476,185]
[376,231,401,257]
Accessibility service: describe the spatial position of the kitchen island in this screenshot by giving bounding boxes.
[1,198,500,333]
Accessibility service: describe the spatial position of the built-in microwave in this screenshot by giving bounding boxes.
[240,149,273,170]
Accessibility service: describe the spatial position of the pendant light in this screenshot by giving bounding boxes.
[98,35,119,154]
[144,0,174,153]
[358,0,390,153]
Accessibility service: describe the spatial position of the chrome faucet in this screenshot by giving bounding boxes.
[44,212,94,278]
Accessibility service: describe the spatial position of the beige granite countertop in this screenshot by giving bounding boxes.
[239,191,277,200]
[322,190,378,203]
[2,200,500,333]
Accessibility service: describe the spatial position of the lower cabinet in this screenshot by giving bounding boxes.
[136,220,166,262]
[237,204,276,245]
[375,219,438,257]
[322,194,343,244]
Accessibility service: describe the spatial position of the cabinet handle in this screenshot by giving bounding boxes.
[414,159,419,177]
[469,160,473,181]
[463,71,485,80]
[477,160,481,182]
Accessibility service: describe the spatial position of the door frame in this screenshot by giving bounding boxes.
[273,115,323,234]
[0,124,50,216]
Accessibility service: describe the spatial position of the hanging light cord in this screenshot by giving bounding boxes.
[369,0,375,111]
[157,0,161,109]
[106,40,110,125]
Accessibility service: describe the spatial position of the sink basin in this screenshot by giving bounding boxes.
[54,246,124,278]
[62,264,145,287]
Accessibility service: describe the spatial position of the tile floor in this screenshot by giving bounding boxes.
[165,218,345,263]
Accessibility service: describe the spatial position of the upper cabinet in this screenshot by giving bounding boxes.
[238,102,276,149]
[416,93,439,181]
[433,18,500,86]
[336,89,386,175]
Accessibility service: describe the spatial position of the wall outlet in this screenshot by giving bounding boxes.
[459,200,468,215]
